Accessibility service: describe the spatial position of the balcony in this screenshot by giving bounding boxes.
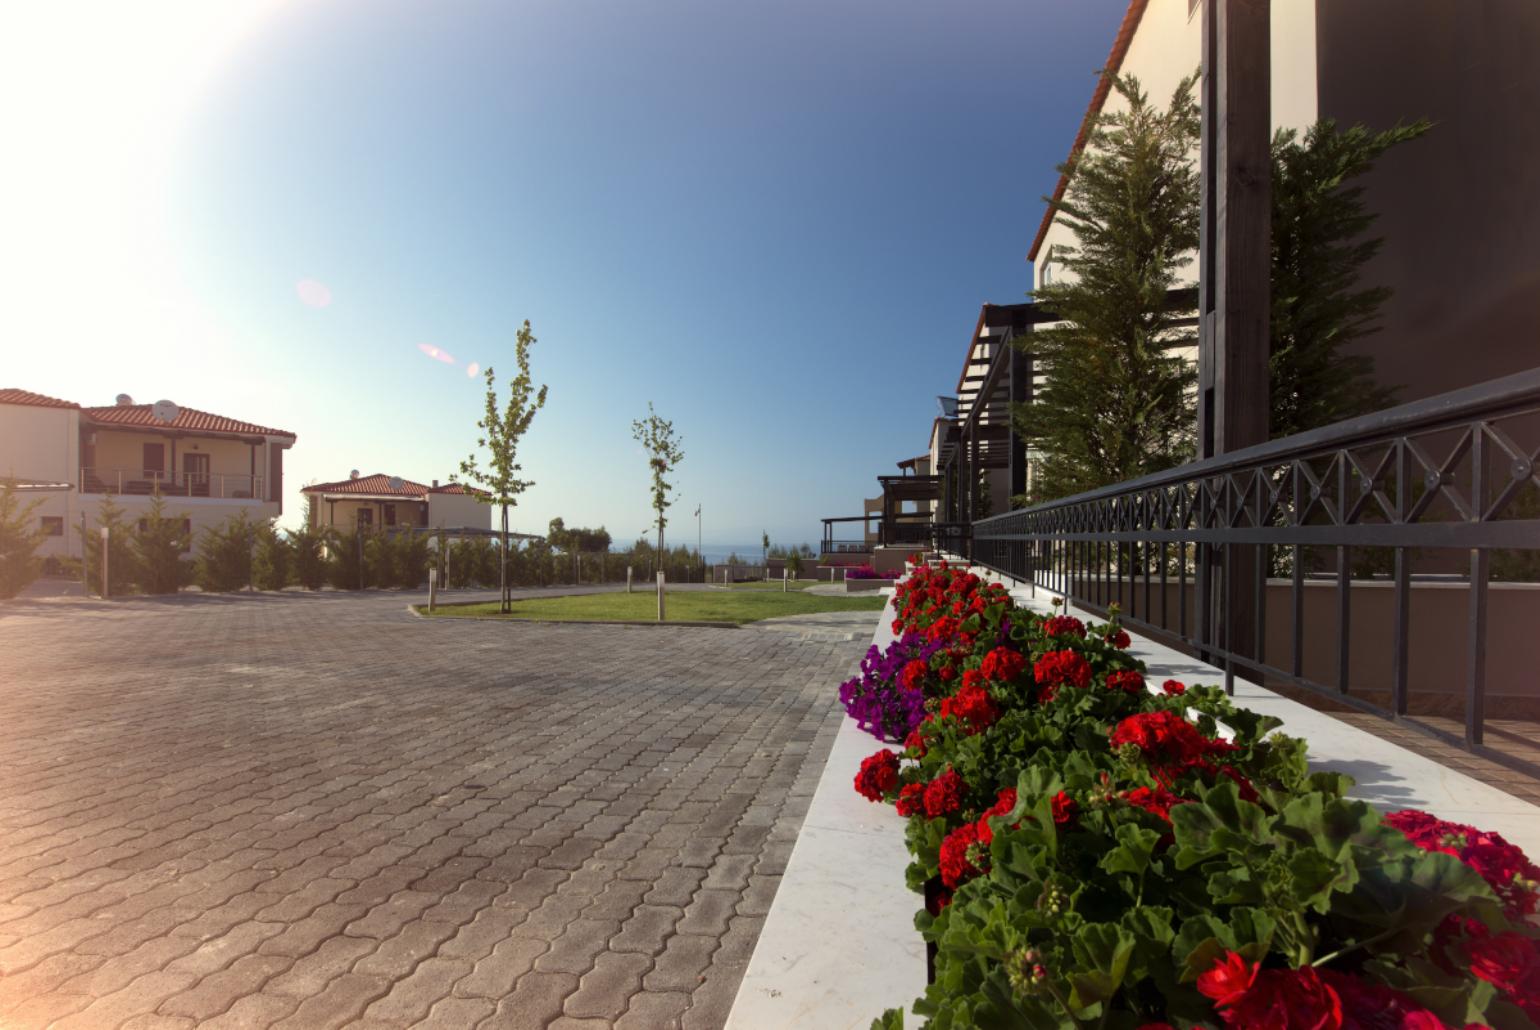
[79,467,266,500]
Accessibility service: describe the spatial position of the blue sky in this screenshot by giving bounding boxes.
[3,0,1124,548]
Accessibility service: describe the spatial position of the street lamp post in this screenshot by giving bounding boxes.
[695,504,702,583]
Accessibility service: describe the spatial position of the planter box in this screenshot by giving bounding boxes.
[842,578,892,592]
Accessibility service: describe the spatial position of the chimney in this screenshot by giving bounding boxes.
[432,479,439,488]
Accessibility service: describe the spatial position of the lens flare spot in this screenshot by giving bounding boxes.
[417,343,456,365]
[466,362,480,377]
[295,278,332,308]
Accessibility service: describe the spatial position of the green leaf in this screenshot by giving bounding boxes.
[1067,923,1136,1007]
[1100,823,1163,877]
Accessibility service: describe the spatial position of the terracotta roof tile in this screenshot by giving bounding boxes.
[82,403,296,439]
[1027,0,1149,263]
[0,388,80,409]
[302,474,430,498]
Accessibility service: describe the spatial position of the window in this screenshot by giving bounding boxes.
[143,442,165,475]
[383,503,396,527]
[357,508,373,528]
[40,516,63,536]
[1040,245,1055,287]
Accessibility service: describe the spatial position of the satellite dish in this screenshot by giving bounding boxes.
[152,399,180,423]
[387,476,404,491]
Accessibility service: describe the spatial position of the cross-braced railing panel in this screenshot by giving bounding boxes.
[969,369,1540,770]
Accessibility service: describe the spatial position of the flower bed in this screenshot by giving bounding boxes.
[847,564,902,581]
[841,562,1540,1029]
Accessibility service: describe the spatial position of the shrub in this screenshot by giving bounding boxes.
[83,495,140,596]
[252,521,293,591]
[846,564,900,580]
[0,478,46,599]
[289,524,329,590]
[134,493,193,594]
[328,528,366,590]
[195,513,256,592]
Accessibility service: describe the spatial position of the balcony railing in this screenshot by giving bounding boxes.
[80,467,266,500]
[969,368,1540,764]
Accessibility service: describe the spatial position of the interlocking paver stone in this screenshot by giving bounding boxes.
[0,590,874,1029]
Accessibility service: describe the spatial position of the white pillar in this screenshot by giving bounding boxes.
[100,526,109,599]
[428,567,438,612]
[627,565,634,593]
[656,571,666,621]
[782,567,788,592]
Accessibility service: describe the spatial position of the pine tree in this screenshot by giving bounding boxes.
[134,491,192,594]
[1269,119,1428,439]
[0,478,46,599]
[1015,74,1201,502]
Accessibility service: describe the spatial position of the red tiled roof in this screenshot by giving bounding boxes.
[1027,0,1149,263]
[83,404,296,440]
[0,388,80,410]
[303,474,431,498]
[428,482,478,495]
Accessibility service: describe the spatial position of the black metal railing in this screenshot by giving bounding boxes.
[969,368,1540,763]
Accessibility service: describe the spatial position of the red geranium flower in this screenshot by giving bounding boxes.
[1110,710,1237,769]
[1122,784,1187,822]
[1162,679,1187,695]
[1197,951,1258,1009]
[939,683,1000,734]
[895,782,925,818]
[1034,649,1092,690]
[1317,969,1454,1030]
[1383,810,1540,919]
[1051,790,1077,826]
[1106,669,1145,694]
[923,768,967,818]
[853,749,900,802]
[939,822,986,888]
[903,726,927,758]
[1106,629,1131,649]
[899,659,929,691]
[1467,931,1540,1018]
[980,646,1027,683]
[1042,615,1086,639]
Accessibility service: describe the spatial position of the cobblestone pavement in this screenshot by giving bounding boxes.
[0,590,877,1029]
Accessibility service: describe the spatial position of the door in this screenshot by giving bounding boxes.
[183,452,210,496]
[142,443,165,493]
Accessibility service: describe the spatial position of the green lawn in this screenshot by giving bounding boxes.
[716,578,826,591]
[419,589,887,625]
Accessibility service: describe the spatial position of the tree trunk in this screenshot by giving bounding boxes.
[500,505,510,613]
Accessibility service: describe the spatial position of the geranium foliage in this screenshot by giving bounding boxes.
[851,561,1540,1029]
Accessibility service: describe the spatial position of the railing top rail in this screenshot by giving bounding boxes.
[977,366,1540,524]
[822,515,877,524]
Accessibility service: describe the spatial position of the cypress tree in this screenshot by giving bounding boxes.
[1014,74,1201,503]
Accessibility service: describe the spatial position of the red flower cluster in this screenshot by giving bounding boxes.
[1198,952,1456,1029]
[938,683,1000,734]
[1106,629,1131,649]
[1467,931,1540,1022]
[1197,954,1341,1028]
[1161,679,1187,695]
[923,768,967,818]
[899,659,929,692]
[1109,710,1236,768]
[1122,784,1187,822]
[976,787,1018,844]
[853,749,899,802]
[1383,809,1540,919]
[903,725,927,758]
[938,822,985,888]
[1041,615,1086,638]
[1105,669,1145,694]
[979,646,1026,683]
[1033,649,1092,698]
[895,782,924,817]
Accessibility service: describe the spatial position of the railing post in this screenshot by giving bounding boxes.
[627,566,633,593]
[428,567,438,612]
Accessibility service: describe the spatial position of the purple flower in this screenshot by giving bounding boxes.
[838,633,946,742]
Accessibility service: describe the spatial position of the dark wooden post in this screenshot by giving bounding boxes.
[1008,344,1031,501]
[1198,0,1270,679]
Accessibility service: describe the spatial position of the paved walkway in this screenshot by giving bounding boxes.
[0,590,875,1029]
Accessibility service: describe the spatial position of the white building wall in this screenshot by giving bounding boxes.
[427,492,491,531]
[1034,0,1318,294]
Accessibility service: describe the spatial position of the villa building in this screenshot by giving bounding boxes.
[301,472,489,534]
[0,388,296,564]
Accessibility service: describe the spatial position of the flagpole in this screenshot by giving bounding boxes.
[695,504,702,583]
